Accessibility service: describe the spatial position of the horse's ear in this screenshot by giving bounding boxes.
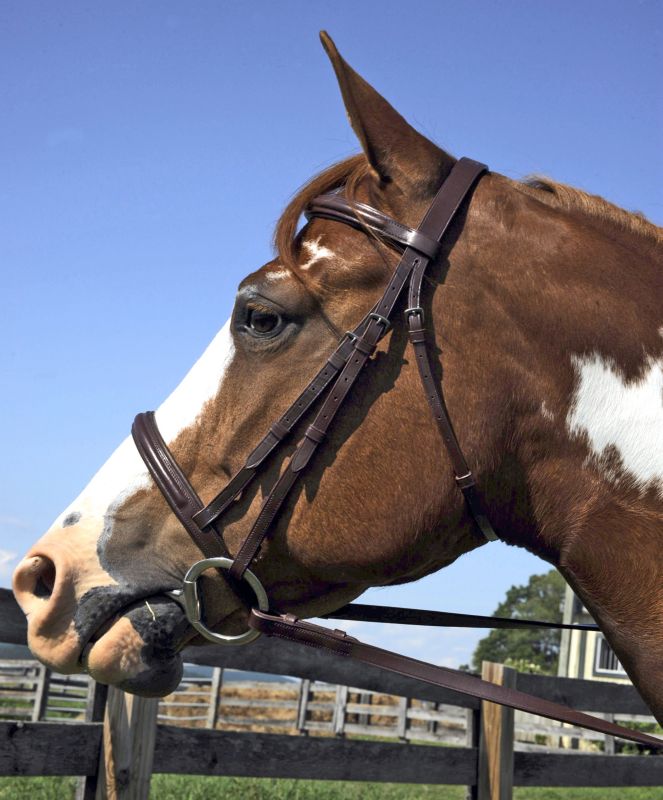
[320,31,454,195]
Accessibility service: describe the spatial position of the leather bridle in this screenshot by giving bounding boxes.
[131,158,663,748]
[132,157,493,638]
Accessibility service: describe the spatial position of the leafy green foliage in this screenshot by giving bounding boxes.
[471,570,566,674]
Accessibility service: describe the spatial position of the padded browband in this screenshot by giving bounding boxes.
[306,195,440,259]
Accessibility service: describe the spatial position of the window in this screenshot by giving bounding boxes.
[594,636,627,676]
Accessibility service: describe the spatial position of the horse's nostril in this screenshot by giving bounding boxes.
[14,555,58,603]
[34,558,56,599]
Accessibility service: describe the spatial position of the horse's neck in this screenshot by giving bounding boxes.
[471,190,663,718]
[557,506,663,721]
[468,186,662,535]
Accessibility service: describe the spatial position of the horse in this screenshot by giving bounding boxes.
[12,33,663,723]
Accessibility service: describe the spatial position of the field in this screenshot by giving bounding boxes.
[1,777,662,799]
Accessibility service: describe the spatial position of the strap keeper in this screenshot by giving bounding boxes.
[304,424,326,444]
[353,335,376,356]
[327,351,346,370]
[270,420,290,441]
[408,327,426,344]
[455,472,476,490]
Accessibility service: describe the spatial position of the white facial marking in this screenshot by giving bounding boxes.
[264,268,290,282]
[301,237,334,270]
[56,319,235,525]
[541,401,555,421]
[154,319,234,442]
[567,350,663,493]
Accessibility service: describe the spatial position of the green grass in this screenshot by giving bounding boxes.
[0,777,76,800]
[1,777,662,800]
[516,792,663,800]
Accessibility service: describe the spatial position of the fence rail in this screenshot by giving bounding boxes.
[4,661,655,752]
[0,587,660,800]
[2,720,662,786]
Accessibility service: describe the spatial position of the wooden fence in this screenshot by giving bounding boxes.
[4,661,654,754]
[0,588,660,799]
[0,663,474,744]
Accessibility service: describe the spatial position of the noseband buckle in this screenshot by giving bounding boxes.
[168,557,269,646]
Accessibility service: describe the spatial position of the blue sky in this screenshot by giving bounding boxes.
[2,2,661,668]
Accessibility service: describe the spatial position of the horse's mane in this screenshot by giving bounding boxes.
[517,176,663,248]
[273,155,663,271]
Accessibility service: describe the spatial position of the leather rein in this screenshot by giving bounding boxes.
[131,158,662,749]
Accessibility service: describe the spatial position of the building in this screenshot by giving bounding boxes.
[557,584,629,683]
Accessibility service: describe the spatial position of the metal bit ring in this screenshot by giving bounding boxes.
[166,557,268,646]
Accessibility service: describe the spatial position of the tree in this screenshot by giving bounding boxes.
[471,570,566,674]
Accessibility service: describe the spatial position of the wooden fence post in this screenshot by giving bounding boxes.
[332,684,348,736]
[465,707,480,800]
[425,700,438,736]
[32,664,51,721]
[477,662,515,800]
[603,712,615,755]
[95,686,159,800]
[206,668,223,729]
[358,691,372,726]
[396,696,410,741]
[76,680,108,800]
[296,678,311,734]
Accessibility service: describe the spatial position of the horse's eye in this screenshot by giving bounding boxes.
[247,308,281,335]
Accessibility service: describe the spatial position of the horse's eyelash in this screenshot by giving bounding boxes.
[246,302,278,315]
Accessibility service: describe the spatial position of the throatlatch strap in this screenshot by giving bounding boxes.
[404,158,498,541]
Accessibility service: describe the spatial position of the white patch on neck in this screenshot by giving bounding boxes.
[566,351,663,493]
[56,319,235,524]
[300,237,334,270]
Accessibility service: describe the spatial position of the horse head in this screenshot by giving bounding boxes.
[13,34,663,722]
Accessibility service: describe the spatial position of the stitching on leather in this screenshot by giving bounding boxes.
[265,624,351,657]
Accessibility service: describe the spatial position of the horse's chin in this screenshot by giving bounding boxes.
[82,595,191,697]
